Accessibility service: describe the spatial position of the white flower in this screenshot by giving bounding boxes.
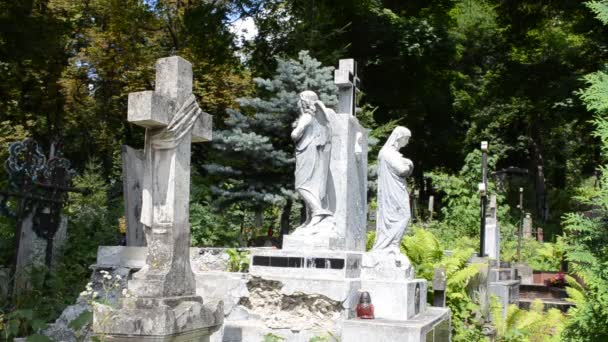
[79,291,88,297]
[115,275,122,280]
[104,274,112,280]
[122,289,128,296]
[92,291,99,298]
[100,270,108,275]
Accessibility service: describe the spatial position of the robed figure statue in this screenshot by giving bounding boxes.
[372,126,414,251]
[291,90,335,234]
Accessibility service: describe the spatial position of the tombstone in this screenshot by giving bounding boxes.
[121,145,146,246]
[328,59,369,252]
[282,58,368,251]
[428,195,435,222]
[523,213,533,238]
[537,227,544,243]
[433,267,447,307]
[92,56,222,340]
[1,139,77,297]
[484,195,500,261]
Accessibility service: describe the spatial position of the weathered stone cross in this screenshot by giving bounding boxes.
[334,59,361,116]
[126,56,212,297]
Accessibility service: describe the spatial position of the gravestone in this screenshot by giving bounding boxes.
[523,213,533,238]
[92,56,221,341]
[1,139,77,296]
[537,227,544,242]
[484,195,500,261]
[282,59,368,251]
[121,145,146,246]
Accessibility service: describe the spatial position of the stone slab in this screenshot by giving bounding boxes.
[361,279,427,320]
[489,279,520,319]
[121,145,146,246]
[513,263,534,285]
[95,246,147,269]
[341,307,451,342]
[249,249,362,279]
[489,268,517,282]
[93,296,223,339]
[282,233,344,251]
[361,251,414,281]
[326,114,368,252]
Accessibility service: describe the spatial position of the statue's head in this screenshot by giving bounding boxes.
[385,126,411,149]
[298,90,319,115]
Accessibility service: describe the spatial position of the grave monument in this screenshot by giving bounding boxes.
[92,56,222,341]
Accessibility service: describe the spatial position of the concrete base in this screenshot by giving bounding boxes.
[282,233,344,251]
[489,268,517,282]
[93,295,223,340]
[489,280,520,318]
[249,249,362,279]
[361,279,427,320]
[341,307,451,342]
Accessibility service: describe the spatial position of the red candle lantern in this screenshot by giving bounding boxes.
[356,291,374,319]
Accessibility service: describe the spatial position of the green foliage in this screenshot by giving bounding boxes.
[501,239,564,272]
[491,299,564,342]
[400,228,485,341]
[263,333,286,342]
[0,309,47,340]
[426,147,517,245]
[226,249,250,273]
[587,1,608,25]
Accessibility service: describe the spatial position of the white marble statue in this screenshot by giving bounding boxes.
[372,126,414,252]
[291,90,335,234]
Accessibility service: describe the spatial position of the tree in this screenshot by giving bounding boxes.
[561,2,608,340]
[204,50,337,238]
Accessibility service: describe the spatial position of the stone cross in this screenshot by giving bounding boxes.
[334,59,361,116]
[328,58,368,251]
[126,56,212,298]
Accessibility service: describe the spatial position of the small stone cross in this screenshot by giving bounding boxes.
[127,56,212,297]
[334,59,361,116]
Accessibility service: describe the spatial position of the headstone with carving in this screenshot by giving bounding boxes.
[92,56,222,341]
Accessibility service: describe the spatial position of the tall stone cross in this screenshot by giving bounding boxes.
[126,56,212,297]
[329,58,368,251]
[334,59,361,116]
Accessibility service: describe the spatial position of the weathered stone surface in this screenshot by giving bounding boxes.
[14,208,68,294]
[121,145,146,246]
[361,250,413,281]
[371,126,412,253]
[484,195,500,261]
[360,279,427,320]
[513,263,534,285]
[326,114,368,251]
[523,213,533,238]
[341,307,451,342]
[489,280,520,319]
[95,246,147,269]
[94,55,220,340]
[93,297,223,338]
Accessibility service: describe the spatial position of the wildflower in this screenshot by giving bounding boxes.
[93,291,99,298]
[115,275,122,280]
[79,291,88,297]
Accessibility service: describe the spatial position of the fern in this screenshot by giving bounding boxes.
[587,1,608,25]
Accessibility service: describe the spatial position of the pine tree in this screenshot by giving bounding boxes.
[204,51,337,237]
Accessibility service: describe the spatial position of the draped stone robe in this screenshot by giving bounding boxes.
[373,143,413,250]
[293,102,333,223]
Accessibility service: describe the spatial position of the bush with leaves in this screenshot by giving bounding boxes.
[559,2,608,340]
[400,228,486,341]
[426,147,517,247]
[491,299,564,342]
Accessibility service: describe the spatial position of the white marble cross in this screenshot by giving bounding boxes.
[126,56,212,297]
[334,59,361,116]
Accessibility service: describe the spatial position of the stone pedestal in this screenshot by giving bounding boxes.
[361,279,427,320]
[93,296,223,341]
[341,308,451,342]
